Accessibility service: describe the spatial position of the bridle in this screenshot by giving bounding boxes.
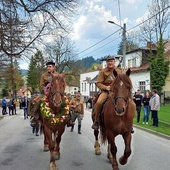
[109,91,129,116]
[49,89,65,106]
[50,90,64,98]
[111,96,129,107]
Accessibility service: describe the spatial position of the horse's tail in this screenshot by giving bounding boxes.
[100,123,107,145]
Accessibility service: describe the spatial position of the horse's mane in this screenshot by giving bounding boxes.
[51,73,66,89]
[111,73,133,99]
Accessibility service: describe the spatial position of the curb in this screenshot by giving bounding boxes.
[133,124,170,140]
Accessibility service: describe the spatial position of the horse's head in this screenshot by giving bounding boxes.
[48,73,66,108]
[110,68,132,116]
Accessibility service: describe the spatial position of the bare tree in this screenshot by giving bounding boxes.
[140,0,170,43]
[0,0,79,57]
[45,35,76,73]
[0,0,79,97]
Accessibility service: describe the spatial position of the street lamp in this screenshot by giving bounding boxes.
[108,21,126,68]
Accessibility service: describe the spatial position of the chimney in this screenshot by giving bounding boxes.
[147,42,152,48]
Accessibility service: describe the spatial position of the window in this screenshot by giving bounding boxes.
[139,81,145,92]
[81,83,83,92]
[132,58,136,67]
[84,82,86,92]
[128,59,131,68]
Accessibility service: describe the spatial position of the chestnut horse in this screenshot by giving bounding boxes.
[92,68,136,170]
[40,73,68,170]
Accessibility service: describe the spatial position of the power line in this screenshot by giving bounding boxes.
[127,4,170,32]
[77,28,121,55]
[79,36,120,58]
[77,4,170,58]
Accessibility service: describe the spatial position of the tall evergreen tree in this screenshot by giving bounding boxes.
[27,51,45,93]
[149,35,169,94]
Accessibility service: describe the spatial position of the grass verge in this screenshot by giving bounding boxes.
[133,104,170,136]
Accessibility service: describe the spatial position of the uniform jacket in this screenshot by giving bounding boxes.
[149,94,160,111]
[96,67,122,91]
[69,98,84,115]
[39,71,58,93]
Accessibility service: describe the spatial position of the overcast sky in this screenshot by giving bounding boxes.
[20,0,153,69]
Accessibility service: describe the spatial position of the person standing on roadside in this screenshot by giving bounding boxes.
[2,97,7,115]
[149,89,160,127]
[142,91,150,124]
[133,89,143,123]
[22,97,29,119]
[12,99,17,115]
[7,99,12,116]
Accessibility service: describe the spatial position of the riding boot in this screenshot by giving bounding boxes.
[78,125,81,134]
[70,124,74,132]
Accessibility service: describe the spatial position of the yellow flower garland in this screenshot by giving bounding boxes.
[40,96,69,126]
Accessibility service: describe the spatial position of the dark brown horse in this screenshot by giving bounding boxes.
[92,68,136,170]
[40,73,68,170]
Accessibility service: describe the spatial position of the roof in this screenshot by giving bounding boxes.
[164,40,170,53]
[130,62,150,72]
[88,75,98,83]
[126,47,157,54]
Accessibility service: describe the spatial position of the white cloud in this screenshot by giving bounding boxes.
[71,16,87,40]
[20,62,28,70]
[125,0,136,4]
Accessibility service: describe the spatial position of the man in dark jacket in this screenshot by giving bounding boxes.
[21,97,29,119]
[133,89,143,123]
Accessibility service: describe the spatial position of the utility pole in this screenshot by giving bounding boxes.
[122,23,126,68]
[108,21,126,68]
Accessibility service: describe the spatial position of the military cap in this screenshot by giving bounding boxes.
[46,61,55,66]
[106,55,115,61]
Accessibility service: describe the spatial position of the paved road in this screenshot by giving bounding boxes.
[0,107,170,170]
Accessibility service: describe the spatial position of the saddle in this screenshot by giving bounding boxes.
[93,92,101,104]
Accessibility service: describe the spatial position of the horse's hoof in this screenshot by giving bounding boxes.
[50,162,57,170]
[44,145,49,152]
[112,166,120,170]
[119,156,127,165]
[55,154,60,160]
[95,148,101,155]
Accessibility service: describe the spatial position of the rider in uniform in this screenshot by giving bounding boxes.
[40,61,58,94]
[91,55,122,130]
[69,94,84,134]
[28,61,58,121]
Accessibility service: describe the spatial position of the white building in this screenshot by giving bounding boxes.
[65,85,79,95]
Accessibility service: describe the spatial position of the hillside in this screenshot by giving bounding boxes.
[21,69,28,76]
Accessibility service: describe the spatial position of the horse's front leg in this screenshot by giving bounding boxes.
[94,129,101,155]
[55,125,66,160]
[45,128,57,170]
[108,134,119,170]
[119,132,132,165]
[107,143,113,163]
[42,125,49,151]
